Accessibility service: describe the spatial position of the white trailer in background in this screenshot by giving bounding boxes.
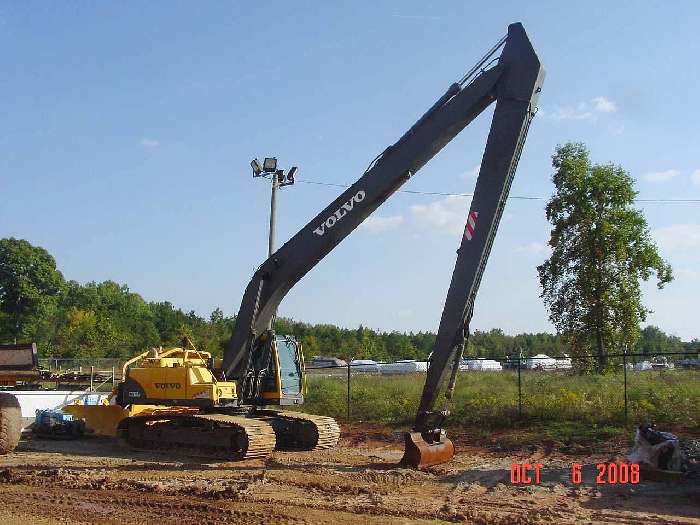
[461,358,503,371]
[381,360,428,375]
[525,354,558,370]
[349,359,381,374]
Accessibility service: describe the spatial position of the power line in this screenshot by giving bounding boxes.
[295,178,700,204]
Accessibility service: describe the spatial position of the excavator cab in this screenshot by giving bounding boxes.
[241,331,305,406]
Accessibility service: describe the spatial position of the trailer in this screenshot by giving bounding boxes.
[381,360,428,375]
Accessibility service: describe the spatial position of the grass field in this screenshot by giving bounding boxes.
[303,369,700,433]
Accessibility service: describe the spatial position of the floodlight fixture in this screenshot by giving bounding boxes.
[263,157,278,173]
[286,166,297,185]
[251,158,263,176]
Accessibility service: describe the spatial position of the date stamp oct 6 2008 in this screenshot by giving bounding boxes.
[510,463,640,485]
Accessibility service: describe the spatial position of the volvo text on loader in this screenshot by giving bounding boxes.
[68,22,544,468]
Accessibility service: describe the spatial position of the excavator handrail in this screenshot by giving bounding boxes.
[120,349,151,383]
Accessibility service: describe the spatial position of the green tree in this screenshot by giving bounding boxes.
[636,325,683,357]
[537,143,672,370]
[53,280,159,358]
[0,238,65,343]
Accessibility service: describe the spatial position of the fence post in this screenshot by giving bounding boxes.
[517,349,523,420]
[346,360,351,422]
[90,365,94,392]
[623,346,628,427]
[112,366,116,390]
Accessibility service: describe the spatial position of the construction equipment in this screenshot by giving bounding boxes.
[0,393,21,454]
[0,343,40,453]
[70,22,543,467]
[67,335,339,460]
[33,409,85,439]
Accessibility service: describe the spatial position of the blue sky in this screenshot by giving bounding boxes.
[2,2,699,340]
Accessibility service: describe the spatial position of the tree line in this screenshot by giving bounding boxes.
[0,238,696,363]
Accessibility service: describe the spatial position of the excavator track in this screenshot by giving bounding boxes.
[258,410,341,451]
[121,413,276,460]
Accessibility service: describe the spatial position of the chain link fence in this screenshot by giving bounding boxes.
[39,358,124,374]
[305,350,700,428]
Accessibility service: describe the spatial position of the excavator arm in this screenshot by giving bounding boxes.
[223,22,544,466]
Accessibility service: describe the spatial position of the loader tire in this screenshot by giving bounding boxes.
[0,393,21,454]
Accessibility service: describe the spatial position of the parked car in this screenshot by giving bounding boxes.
[349,359,381,374]
[650,356,674,370]
[308,356,347,370]
[381,360,428,374]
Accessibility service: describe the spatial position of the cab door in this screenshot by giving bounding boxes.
[275,336,303,401]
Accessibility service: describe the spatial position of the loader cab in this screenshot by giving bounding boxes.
[245,332,305,406]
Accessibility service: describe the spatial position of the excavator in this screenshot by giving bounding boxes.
[67,22,544,468]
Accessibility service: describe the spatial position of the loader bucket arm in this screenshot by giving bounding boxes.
[224,23,544,467]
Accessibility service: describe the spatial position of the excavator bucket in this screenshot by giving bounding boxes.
[401,431,455,469]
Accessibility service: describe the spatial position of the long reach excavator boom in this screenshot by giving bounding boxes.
[224,22,545,468]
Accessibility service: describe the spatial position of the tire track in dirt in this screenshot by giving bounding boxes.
[2,437,698,525]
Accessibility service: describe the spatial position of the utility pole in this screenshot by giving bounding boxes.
[268,170,278,257]
[250,157,297,327]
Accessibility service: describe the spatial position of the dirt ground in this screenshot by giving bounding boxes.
[0,426,698,525]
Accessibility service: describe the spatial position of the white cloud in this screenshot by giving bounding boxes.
[653,224,700,252]
[548,102,593,121]
[514,242,550,256]
[360,215,404,234]
[592,96,617,113]
[643,169,680,183]
[461,165,480,179]
[409,195,472,235]
[691,169,700,186]
[140,138,160,148]
[544,96,617,121]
